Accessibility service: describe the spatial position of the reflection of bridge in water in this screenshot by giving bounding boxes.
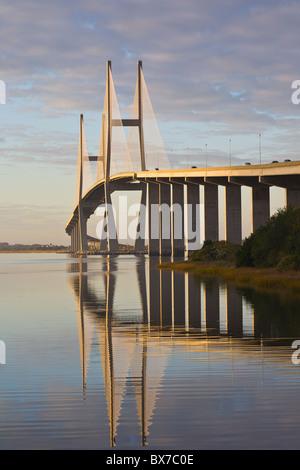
[67,255,300,447]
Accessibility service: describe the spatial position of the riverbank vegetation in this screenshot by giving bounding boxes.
[159,207,300,294]
[236,206,300,271]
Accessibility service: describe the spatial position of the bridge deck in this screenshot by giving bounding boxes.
[65,160,300,234]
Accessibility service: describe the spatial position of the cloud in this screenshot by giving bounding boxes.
[0,0,298,132]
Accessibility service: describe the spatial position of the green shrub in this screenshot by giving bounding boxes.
[236,234,254,267]
[277,255,299,272]
[190,240,238,263]
[235,206,300,270]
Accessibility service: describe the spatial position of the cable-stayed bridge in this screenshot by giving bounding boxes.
[65,61,300,256]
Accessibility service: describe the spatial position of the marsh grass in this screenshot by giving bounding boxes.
[158,261,300,295]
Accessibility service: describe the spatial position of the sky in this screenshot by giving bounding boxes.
[1,0,300,245]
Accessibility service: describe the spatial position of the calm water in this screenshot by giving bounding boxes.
[1,253,300,450]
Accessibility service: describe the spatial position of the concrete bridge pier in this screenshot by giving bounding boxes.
[286,188,300,208]
[147,181,172,256]
[260,175,300,210]
[229,177,270,233]
[79,207,88,252]
[186,183,201,254]
[69,211,88,253]
[251,185,270,232]
[74,223,79,252]
[205,177,242,244]
[70,225,75,252]
[203,183,219,242]
[171,183,185,258]
[148,182,160,256]
[159,183,172,256]
[134,184,147,252]
[225,183,242,244]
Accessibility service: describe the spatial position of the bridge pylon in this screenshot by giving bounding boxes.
[98,60,147,252]
[68,60,170,254]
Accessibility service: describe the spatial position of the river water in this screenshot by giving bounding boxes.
[1,252,300,450]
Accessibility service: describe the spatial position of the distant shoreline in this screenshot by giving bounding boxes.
[0,250,68,253]
[158,260,300,295]
[0,250,147,255]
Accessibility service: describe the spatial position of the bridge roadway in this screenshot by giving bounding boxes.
[65,160,300,255]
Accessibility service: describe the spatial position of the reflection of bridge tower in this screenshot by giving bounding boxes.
[70,256,168,447]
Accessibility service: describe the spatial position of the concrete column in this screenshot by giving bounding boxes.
[148,183,160,255]
[259,176,300,210]
[159,184,172,256]
[252,185,270,232]
[204,281,219,335]
[74,223,78,252]
[79,210,88,251]
[134,184,147,251]
[187,274,201,329]
[204,184,219,241]
[106,197,119,252]
[76,222,80,252]
[186,184,201,254]
[171,184,185,258]
[225,184,242,244]
[99,209,108,251]
[286,188,300,208]
[73,227,76,252]
[71,228,75,252]
[226,286,243,337]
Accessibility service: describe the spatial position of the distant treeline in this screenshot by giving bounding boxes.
[0,242,68,251]
[190,206,300,271]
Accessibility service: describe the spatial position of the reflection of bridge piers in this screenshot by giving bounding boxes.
[69,255,267,344]
[70,255,297,446]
